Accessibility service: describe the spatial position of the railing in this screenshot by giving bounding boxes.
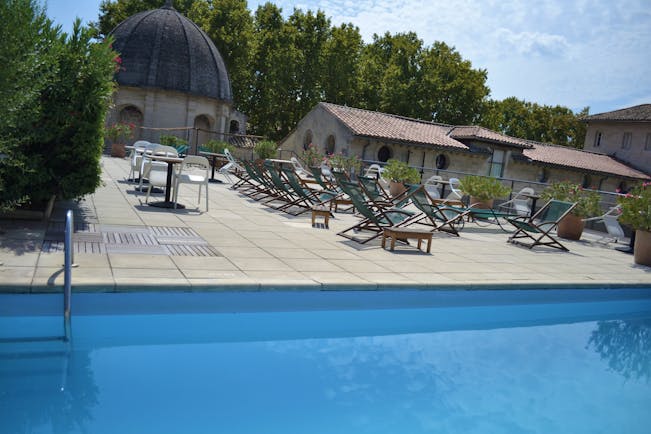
[63,210,74,341]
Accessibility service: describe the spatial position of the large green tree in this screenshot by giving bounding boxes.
[479,97,588,148]
[322,23,363,106]
[188,0,254,112]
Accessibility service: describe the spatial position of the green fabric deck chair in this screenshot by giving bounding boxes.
[262,161,312,215]
[281,167,339,212]
[406,186,468,236]
[506,199,577,251]
[336,181,415,244]
[310,166,354,212]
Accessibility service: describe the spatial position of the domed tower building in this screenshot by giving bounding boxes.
[106,1,245,152]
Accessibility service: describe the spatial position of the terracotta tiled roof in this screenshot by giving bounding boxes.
[320,103,467,150]
[522,143,650,180]
[583,104,651,122]
[449,126,534,149]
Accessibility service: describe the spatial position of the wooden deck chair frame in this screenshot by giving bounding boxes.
[506,199,577,251]
[309,166,354,212]
[281,168,337,217]
[405,186,468,236]
[336,181,415,244]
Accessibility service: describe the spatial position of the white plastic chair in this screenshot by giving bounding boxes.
[218,148,244,183]
[127,140,150,181]
[173,156,210,211]
[138,144,178,192]
[446,177,463,200]
[583,205,626,244]
[144,160,169,204]
[290,157,313,180]
[498,187,534,216]
[364,164,389,188]
[423,175,443,199]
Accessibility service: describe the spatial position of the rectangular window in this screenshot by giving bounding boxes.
[645,133,651,151]
[489,149,505,177]
[593,131,602,147]
[622,132,632,150]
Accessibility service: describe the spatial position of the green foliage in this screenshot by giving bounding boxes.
[459,175,511,201]
[201,140,232,154]
[1,1,116,209]
[189,0,253,112]
[382,159,420,184]
[541,181,601,218]
[618,182,651,231]
[327,153,361,174]
[254,140,278,160]
[300,143,324,167]
[95,1,582,148]
[479,97,588,148]
[105,123,135,142]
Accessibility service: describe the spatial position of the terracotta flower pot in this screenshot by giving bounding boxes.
[557,213,584,240]
[389,180,407,198]
[634,229,651,267]
[111,143,126,158]
[469,197,494,209]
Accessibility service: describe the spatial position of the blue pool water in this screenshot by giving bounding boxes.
[1,290,651,434]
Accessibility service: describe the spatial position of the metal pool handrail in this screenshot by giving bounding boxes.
[63,209,74,340]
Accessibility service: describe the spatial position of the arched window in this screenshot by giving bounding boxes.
[303,130,313,150]
[435,154,449,170]
[118,105,143,140]
[194,115,212,149]
[326,135,336,155]
[582,174,592,189]
[377,146,392,163]
[229,120,240,134]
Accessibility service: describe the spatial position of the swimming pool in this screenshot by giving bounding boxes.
[1,289,650,434]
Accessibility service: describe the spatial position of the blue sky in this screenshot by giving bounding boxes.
[44,0,651,115]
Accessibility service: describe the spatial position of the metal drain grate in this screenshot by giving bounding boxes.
[41,224,219,257]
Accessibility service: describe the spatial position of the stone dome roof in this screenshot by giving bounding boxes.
[109,4,232,101]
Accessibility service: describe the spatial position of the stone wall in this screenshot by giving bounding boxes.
[585,120,651,174]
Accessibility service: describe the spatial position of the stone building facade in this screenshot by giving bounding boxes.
[106,3,245,152]
[280,103,649,193]
[583,104,651,176]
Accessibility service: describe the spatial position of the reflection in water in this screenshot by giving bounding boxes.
[0,345,98,434]
[588,319,651,381]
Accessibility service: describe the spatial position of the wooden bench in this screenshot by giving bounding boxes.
[311,205,331,228]
[381,226,433,253]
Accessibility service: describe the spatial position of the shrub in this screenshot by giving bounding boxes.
[201,140,233,155]
[328,153,362,174]
[105,123,135,142]
[300,143,324,167]
[459,175,511,201]
[254,140,278,159]
[382,159,420,184]
[1,4,117,208]
[618,182,651,231]
[540,181,601,218]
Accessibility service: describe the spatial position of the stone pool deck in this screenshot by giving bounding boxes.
[1,156,650,293]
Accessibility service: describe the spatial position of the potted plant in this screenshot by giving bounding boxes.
[382,159,420,197]
[300,143,324,168]
[105,123,135,158]
[459,175,511,209]
[254,140,278,163]
[618,181,651,266]
[328,153,362,179]
[160,134,189,155]
[540,181,601,240]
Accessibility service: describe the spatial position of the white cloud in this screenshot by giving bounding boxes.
[493,29,569,58]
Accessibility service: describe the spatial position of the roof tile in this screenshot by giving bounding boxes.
[321,103,467,150]
[583,104,651,122]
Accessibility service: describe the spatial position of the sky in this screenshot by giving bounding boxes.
[43,0,651,115]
